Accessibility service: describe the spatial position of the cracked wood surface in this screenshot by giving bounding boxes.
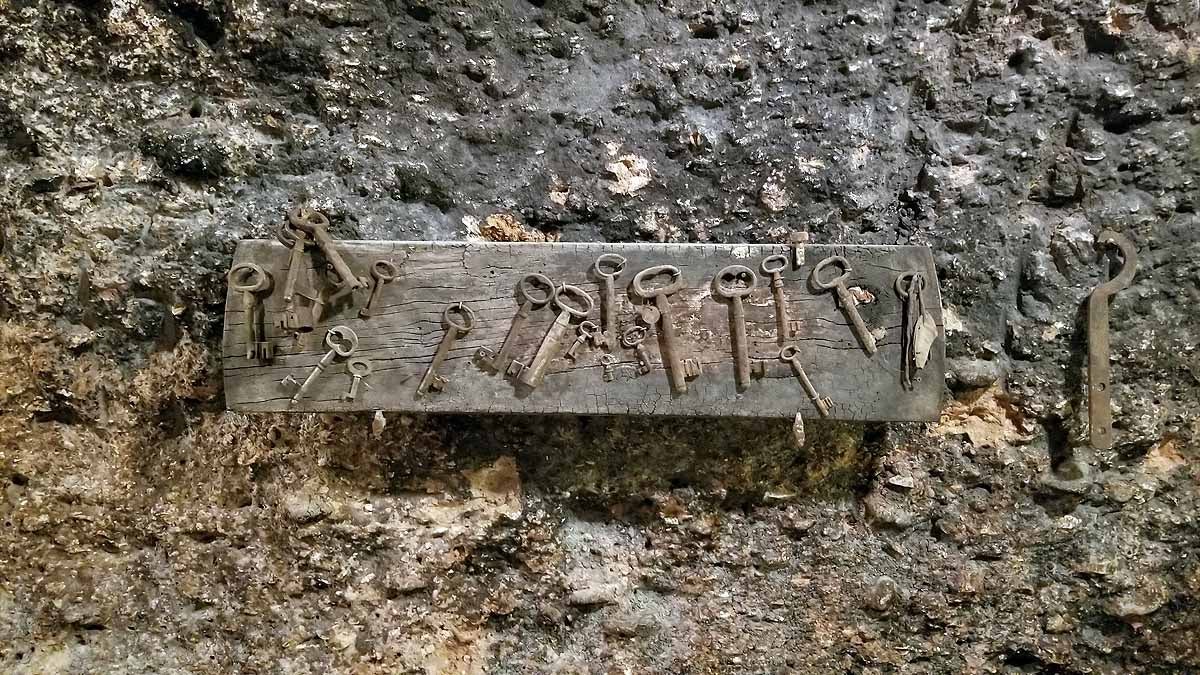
[223,241,944,420]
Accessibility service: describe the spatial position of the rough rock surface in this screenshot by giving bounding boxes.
[1,0,1198,672]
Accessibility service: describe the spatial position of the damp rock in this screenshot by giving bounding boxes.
[863,575,899,611]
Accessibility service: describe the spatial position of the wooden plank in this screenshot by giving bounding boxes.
[223,241,944,420]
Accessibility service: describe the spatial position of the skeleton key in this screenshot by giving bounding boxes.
[1088,231,1137,449]
[229,262,274,362]
[714,264,759,390]
[599,354,618,382]
[779,345,832,418]
[342,357,373,402]
[359,260,400,319]
[620,325,652,375]
[631,265,687,394]
[593,253,626,349]
[761,254,792,342]
[476,273,557,374]
[287,326,358,407]
[287,206,366,291]
[565,320,599,361]
[811,255,877,355]
[275,222,315,333]
[517,284,594,389]
[417,303,476,396]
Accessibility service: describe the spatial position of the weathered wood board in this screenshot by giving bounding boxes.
[223,241,944,420]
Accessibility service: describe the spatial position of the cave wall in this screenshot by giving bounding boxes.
[1,0,1198,672]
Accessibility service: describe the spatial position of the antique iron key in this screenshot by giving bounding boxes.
[517,284,594,389]
[631,265,687,394]
[714,264,758,390]
[1088,231,1137,449]
[342,357,373,402]
[276,222,315,333]
[418,303,476,396]
[287,207,366,291]
[564,320,600,361]
[895,270,932,390]
[476,273,557,375]
[599,354,618,381]
[593,253,626,349]
[761,254,792,342]
[229,262,274,362]
[811,255,877,355]
[620,325,652,375]
[359,260,400,319]
[284,326,358,407]
[779,345,832,418]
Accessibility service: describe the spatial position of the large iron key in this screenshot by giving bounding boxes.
[761,254,792,342]
[714,264,758,390]
[1088,231,1136,449]
[285,326,358,407]
[631,265,687,394]
[275,222,315,333]
[779,345,832,418]
[517,284,594,389]
[229,262,273,362]
[476,273,557,375]
[417,303,476,396]
[359,260,400,319]
[287,206,365,291]
[593,253,626,349]
[811,255,877,355]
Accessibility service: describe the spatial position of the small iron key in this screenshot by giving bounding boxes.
[761,254,792,342]
[360,260,400,319]
[418,303,476,396]
[286,326,358,407]
[565,320,599,361]
[621,325,652,375]
[342,358,373,402]
[811,255,877,355]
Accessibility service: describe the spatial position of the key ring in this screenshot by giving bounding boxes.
[631,264,684,298]
[517,273,557,307]
[714,264,758,297]
[346,357,373,378]
[811,256,851,290]
[894,270,927,300]
[621,324,647,347]
[593,253,627,279]
[372,260,400,282]
[760,254,788,276]
[287,206,330,235]
[443,302,476,333]
[325,326,359,357]
[554,283,594,318]
[229,263,272,293]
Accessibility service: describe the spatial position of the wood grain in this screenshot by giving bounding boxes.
[223,241,944,420]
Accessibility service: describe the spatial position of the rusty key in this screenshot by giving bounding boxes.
[779,345,832,418]
[517,284,594,389]
[476,273,557,375]
[284,326,358,407]
[631,265,687,394]
[275,222,315,332]
[714,264,758,390]
[811,255,877,355]
[761,254,792,342]
[229,262,274,362]
[359,260,400,319]
[417,302,476,396]
[1088,230,1137,449]
[593,253,626,349]
[287,206,365,291]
